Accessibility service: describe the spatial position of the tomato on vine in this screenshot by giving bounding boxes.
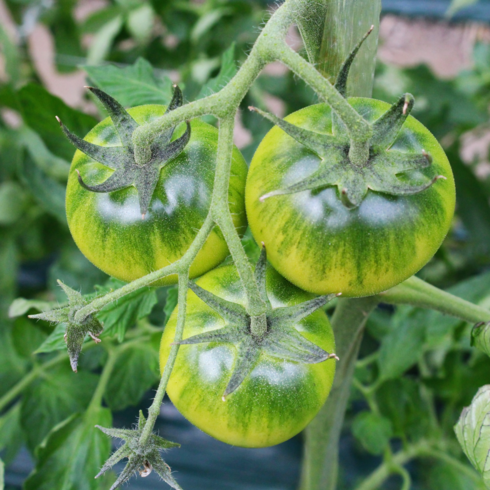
[245,31,455,298]
[160,249,338,448]
[61,86,248,286]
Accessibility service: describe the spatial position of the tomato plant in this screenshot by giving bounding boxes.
[246,98,456,297]
[64,88,248,286]
[160,257,337,448]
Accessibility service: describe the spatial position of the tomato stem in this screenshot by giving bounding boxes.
[381,276,490,323]
[299,296,379,490]
[139,272,189,447]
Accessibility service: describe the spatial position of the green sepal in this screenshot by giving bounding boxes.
[253,29,442,209]
[59,85,191,218]
[249,106,339,155]
[180,253,338,397]
[268,293,338,328]
[96,411,181,490]
[371,93,415,150]
[188,282,248,324]
[334,26,374,98]
[223,339,261,399]
[332,26,374,137]
[262,326,338,364]
[87,86,139,148]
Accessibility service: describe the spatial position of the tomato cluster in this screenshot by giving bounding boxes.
[62,41,455,449]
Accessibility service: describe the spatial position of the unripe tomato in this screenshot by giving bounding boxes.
[66,105,248,286]
[160,264,336,447]
[246,99,455,297]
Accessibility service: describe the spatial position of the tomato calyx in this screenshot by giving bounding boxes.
[57,85,191,218]
[251,29,446,209]
[176,248,339,399]
[29,280,102,372]
[96,411,181,490]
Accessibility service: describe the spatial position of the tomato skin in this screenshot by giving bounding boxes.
[246,99,456,298]
[66,105,248,286]
[159,264,336,448]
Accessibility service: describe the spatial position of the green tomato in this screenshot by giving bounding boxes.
[246,99,456,297]
[160,264,336,448]
[66,105,248,286]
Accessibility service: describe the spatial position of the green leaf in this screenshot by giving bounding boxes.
[446,143,490,258]
[376,378,430,441]
[447,0,479,17]
[352,411,393,455]
[9,298,58,318]
[84,58,173,107]
[0,237,18,312]
[21,363,99,452]
[0,404,24,465]
[24,407,112,490]
[163,286,178,324]
[35,323,68,353]
[0,181,27,226]
[0,457,3,490]
[0,22,20,84]
[105,337,160,410]
[455,385,490,489]
[377,306,427,381]
[97,279,158,341]
[0,323,28,398]
[428,462,485,490]
[18,152,66,223]
[87,14,124,65]
[18,127,70,180]
[12,317,47,358]
[17,84,97,161]
[198,43,237,99]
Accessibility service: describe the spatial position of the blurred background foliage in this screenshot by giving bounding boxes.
[3,0,490,489]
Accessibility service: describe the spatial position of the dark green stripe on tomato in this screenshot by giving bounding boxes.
[246,99,455,297]
[66,105,248,286]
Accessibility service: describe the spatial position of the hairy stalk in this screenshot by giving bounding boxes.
[271,43,373,166]
[381,276,490,323]
[300,297,379,490]
[212,116,266,321]
[74,218,214,323]
[139,273,189,446]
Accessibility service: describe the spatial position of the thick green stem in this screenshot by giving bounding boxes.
[212,117,266,321]
[353,442,482,490]
[381,276,490,323]
[300,297,379,490]
[88,348,118,412]
[353,442,426,490]
[140,273,189,446]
